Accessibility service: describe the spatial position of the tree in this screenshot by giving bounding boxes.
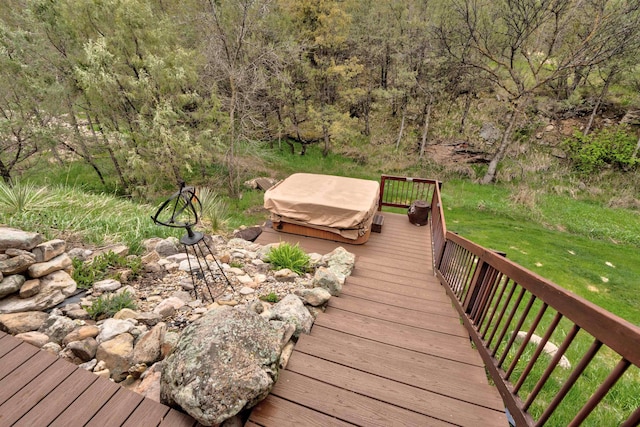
[440,0,640,183]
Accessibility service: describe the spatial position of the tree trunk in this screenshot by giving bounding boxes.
[93,114,129,193]
[395,98,407,151]
[227,76,238,196]
[67,97,106,186]
[584,68,616,136]
[322,122,330,157]
[0,158,11,184]
[459,92,472,134]
[419,96,433,159]
[632,135,640,160]
[480,106,518,184]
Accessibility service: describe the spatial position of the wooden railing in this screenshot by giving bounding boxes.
[378,174,440,211]
[425,181,640,426]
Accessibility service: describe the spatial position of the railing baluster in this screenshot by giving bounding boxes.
[524,324,580,411]
[621,405,640,427]
[514,311,563,394]
[492,286,527,358]
[498,293,536,368]
[535,339,604,426]
[487,280,518,350]
[506,302,549,380]
[480,276,510,339]
[569,358,631,426]
[477,271,504,330]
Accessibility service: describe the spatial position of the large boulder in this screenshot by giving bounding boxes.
[132,322,166,365]
[0,227,43,251]
[96,332,135,382]
[161,307,281,426]
[0,270,76,314]
[312,267,343,296]
[323,246,356,277]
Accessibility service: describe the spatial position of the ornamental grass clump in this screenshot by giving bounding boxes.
[266,242,310,275]
[85,290,137,320]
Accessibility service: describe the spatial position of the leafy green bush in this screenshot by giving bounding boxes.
[563,127,639,174]
[72,251,142,289]
[266,242,310,275]
[197,187,228,232]
[85,290,137,320]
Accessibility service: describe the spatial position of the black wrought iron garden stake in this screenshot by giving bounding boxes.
[152,183,233,301]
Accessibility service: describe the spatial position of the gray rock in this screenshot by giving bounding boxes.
[0,270,77,313]
[0,311,49,334]
[0,227,43,251]
[0,254,36,275]
[96,332,134,382]
[479,122,501,143]
[155,239,179,257]
[161,308,281,425]
[132,322,166,365]
[93,279,122,293]
[323,247,356,277]
[67,248,92,261]
[66,308,90,320]
[296,287,332,306]
[97,318,135,343]
[312,267,343,296]
[79,358,98,371]
[42,342,62,355]
[0,274,25,298]
[39,314,76,344]
[5,248,36,258]
[132,361,163,402]
[32,239,66,262]
[27,253,72,278]
[19,279,40,298]
[136,312,162,327]
[269,294,313,337]
[153,297,185,318]
[161,331,180,358]
[16,331,50,347]
[68,337,99,362]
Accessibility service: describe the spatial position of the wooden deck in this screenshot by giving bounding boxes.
[0,330,196,426]
[248,212,507,426]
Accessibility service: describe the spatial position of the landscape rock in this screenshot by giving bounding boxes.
[0,227,43,251]
[269,294,313,337]
[312,267,343,296]
[96,332,134,382]
[97,318,135,343]
[0,254,36,275]
[132,361,163,402]
[63,325,100,346]
[114,308,139,320]
[32,239,66,262]
[15,331,50,347]
[42,342,62,355]
[153,296,185,318]
[324,247,355,276]
[0,311,49,334]
[0,274,26,298]
[93,279,122,293]
[161,308,281,426]
[132,322,166,365]
[296,287,332,306]
[67,337,99,362]
[155,239,179,257]
[0,270,77,313]
[27,253,72,278]
[39,314,76,344]
[515,331,571,369]
[19,279,40,298]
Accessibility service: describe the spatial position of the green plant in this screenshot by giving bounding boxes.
[259,292,279,303]
[85,290,137,320]
[197,187,229,232]
[266,242,311,275]
[72,251,142,289]
[0,181,55,214]
[229,261,244,269]
[563,127,639,174]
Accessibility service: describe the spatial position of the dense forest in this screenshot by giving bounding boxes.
[2,0,640,199]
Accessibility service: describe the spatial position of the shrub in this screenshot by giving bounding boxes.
[563,127,639,174]
[0,181,55,214]
[259,292,279,303]
[197,187,228,232]
[266,242,310,275]
[85,290,137,320]
[72,251,142,289]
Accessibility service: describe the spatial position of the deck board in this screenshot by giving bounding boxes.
[0,330,197,426]
[248,212,506,426]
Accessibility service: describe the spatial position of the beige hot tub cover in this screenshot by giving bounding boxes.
[264,173,380,237]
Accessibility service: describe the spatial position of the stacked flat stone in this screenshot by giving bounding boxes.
[0,227,77,313]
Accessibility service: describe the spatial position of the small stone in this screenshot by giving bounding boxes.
[217,299,238,306]
[94,369,111,379]
[39,314,76,344]
[141,251,161,264]
[239,286,255,295]
[274,268,298,282]
[79,359,98,371]
[16,331,50,347]
[0,311,49,334]
[97,318,135,343]
[0,275,26,298]
[19,279,41,298]
[31,239,66,263]
[66,308,90,320]
[296,287,332,306]
[114,308,140,320]
[27,253,72,278]
[67,337,99,362]
[0,254,36,275]
[41,342,62,355]
[93,279,122,293]
[63,325,100,346]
